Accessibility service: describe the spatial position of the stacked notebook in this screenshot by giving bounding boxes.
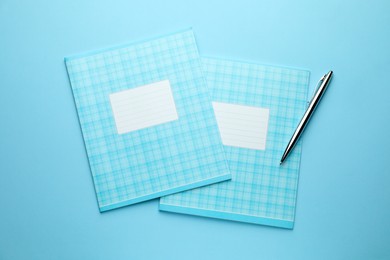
[65,29,310,228]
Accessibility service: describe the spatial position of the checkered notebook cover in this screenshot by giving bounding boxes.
[65,30,231,212]
[160,57,310,229]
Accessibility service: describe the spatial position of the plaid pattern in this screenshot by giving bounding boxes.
[65,30,230,212]
[160,57,310,228]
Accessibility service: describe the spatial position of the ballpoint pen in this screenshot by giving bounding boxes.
[280,70,333,164]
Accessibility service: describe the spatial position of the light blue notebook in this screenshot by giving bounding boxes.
[65,30,231,212]
[160,57,310,229]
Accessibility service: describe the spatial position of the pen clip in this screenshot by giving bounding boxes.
[315,74,326,93]
[308,73,327,105]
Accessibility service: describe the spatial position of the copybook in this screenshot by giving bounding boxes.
[160,57,310,228]
[65,30,231,212]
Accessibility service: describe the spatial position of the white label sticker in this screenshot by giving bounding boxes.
[212,102,270,150]
[110,80,178,134]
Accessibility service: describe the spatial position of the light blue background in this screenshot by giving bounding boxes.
[0,0,389,259]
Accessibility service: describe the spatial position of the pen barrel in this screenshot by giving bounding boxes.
[305,71,333,121]
[280,71,333,163]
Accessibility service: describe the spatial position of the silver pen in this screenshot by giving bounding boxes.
[280,70,333,164]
